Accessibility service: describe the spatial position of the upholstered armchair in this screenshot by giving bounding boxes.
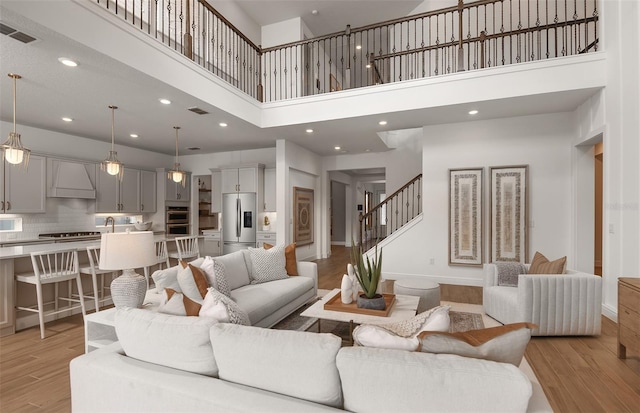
[483,264,602,336]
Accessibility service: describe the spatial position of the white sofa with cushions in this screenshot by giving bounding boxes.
[483,263,602,336]
[70,315,536,412]
[147,248,317,327]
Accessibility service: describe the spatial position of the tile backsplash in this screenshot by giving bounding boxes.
[0,198,98,241]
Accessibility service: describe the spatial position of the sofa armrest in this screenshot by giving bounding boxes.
[517,272,602,335]
[483,263,499,288]
[296,261,318,291]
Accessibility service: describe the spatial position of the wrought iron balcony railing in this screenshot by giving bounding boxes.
[95,0,599,103]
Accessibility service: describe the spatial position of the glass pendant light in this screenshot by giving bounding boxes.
[168,126,186,187]
[2,74,30,168]
[101,105,124,180]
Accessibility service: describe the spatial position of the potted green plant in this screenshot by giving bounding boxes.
[350,240,385,310]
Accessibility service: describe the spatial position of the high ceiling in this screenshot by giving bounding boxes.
[0,1,597,158]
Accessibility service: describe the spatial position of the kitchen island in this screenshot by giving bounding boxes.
[0,234,183,337]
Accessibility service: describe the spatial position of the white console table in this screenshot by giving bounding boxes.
[84,308,118,353]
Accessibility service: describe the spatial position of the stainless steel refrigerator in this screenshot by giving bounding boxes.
[222,193,256,254]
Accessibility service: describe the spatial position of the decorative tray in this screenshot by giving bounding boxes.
[323,292,396,317]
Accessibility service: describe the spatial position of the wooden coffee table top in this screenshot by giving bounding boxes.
[301,289,419,325]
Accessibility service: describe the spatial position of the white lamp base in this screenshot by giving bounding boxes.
[110,269,146,308]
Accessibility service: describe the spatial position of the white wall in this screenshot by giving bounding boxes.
[276,140,322,260]
[381,112,575,286]
[208,0,261,46]
[261,17,305,49]
[180,147,276,175]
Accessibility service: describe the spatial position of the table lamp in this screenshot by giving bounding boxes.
[99,230,156,308]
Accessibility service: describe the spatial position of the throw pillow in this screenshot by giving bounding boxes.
[417,322,537,366]
[151,265,181,292]
[176,261,210,305]
[352,306,451,351]
[496,262,527,287]
[157,288,202,316]
[249,245,288,284]
[264,242,299,276]
[200,287,250,325]
[200,256,232,297]
[529,251,567,274]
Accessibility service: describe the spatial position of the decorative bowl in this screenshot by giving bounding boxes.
[134,221,152,231]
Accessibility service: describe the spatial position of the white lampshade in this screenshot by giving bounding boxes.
[99,231,156,270]
[105,161,121,176]
[5,147,24,164]
[171,170,184,183]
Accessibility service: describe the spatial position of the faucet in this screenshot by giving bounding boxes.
[105,216,115,233]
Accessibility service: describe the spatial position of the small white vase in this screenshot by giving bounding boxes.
[340,274,353,304]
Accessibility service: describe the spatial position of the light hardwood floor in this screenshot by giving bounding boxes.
[1,246,639,412]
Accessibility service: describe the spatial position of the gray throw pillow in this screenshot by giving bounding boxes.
[249,245,288,284]
[496,262,526,287]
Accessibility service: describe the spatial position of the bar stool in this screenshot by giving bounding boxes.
[144,240,171,290]
[168,236,200,264]
[79,246,115,312]
[15,249,86,339]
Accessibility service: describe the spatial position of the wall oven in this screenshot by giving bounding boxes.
[166,206,189,235]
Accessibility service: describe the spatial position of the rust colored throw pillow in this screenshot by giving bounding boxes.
[417,322,537,366]
[529,251,567,274]
[177,260,210,306]
[165,288,202,316]
[264,242,298,276]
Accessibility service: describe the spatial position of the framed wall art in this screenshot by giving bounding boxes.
[293,186,314,246]
[490,165,529,263]
[449,168,484,266]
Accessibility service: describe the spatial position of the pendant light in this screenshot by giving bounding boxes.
[101,105,124,180]
[168,126,186,187]
[2,74,30,168]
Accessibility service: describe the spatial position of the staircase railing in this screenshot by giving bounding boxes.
[359,174,422,252]
[94,0,599,103]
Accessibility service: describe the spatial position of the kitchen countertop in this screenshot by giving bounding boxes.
[0,234,189,260]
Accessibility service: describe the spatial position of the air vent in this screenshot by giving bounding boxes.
[0,21,37,44]
[188,107,209,115]
[0,22,16,36]
[10,32,36,44]
[187,147,201,151]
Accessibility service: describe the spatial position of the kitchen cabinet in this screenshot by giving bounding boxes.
[263,168,276,211]
[96,167,140,213]
[1,155,46,213]
[256,231,276,248]
[201,230,221,256]
[166,173,191,201]
[221,166,261,194]
[210,169,221,212]
[140,170,156,212]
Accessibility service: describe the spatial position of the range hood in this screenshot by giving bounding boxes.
[47,158,96,199]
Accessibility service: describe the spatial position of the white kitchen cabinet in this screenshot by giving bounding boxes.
[1,155,46,213]
[201,230,222,256]
[210,170,221,212]
[96,167,140,213]
[263,168,276,211]
[165,173,191,201]
[140,170,156,213]
[221,166,261,193]
[256,231,277,248]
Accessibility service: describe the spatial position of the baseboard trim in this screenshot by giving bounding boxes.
[331,241,347,246]
[382,272,484,287]
[601,303,617,322]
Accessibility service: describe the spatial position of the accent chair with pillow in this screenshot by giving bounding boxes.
[483,252,602,336]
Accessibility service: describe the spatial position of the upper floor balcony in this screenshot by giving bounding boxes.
[93,0,600,103]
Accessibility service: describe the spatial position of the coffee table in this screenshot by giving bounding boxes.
[301,289,420,344]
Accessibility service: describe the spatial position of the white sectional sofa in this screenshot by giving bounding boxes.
[71,321,536,412]
[483,263,602,336]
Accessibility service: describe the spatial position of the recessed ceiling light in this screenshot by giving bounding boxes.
[130,133,139,138]
[468,110,479,115]
[306,128,314,133]
[61,117,73,122]
[378,120,387,126]
[334,146,341,150]
[219,122,228,127]
[365,149,371,152]
[356,45,362,50]
[58,57,78,67]
[365,64,371,69]
[159,98,171,105]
